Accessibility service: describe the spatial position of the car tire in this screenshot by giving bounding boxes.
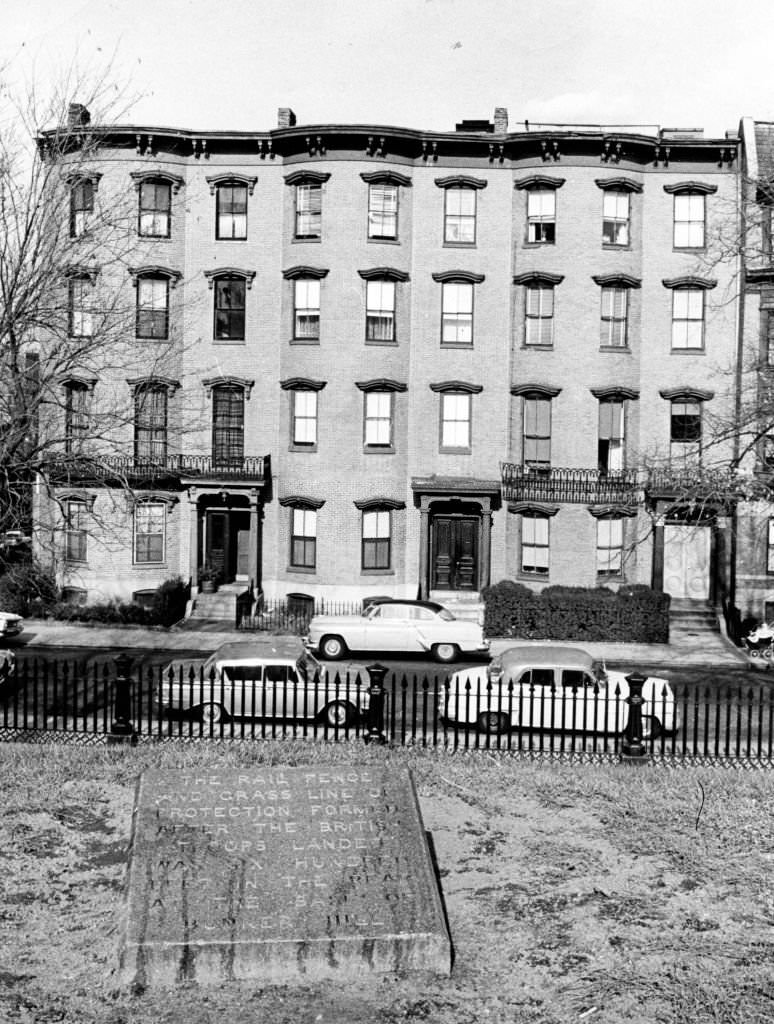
[200,702,226,725]
[321,635,347,660]
[324,701,354,728]
[433,643,460,664]
[641,715,662,740]
[477,711,509,735]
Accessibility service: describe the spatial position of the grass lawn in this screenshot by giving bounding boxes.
[1,740,773,1023]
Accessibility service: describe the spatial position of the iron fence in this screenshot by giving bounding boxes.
[0,657,772,767]
[237,597,374,633]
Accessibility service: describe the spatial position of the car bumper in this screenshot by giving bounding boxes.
[0,625,23,638]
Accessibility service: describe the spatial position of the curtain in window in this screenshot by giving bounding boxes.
[135,386,168,463]
[212,386,244,467]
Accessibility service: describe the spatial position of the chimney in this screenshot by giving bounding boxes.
[68,103,91,127]
[277,107,297,129]
[494,107,508,133]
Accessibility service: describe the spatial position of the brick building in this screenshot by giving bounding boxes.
[35,106,744,618]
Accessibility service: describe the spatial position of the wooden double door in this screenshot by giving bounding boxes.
[431,515,479,591]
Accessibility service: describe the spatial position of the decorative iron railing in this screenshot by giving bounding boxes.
[500,464,642,505]
[48,453,270,485]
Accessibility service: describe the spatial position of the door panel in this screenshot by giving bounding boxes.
[663,525,710,600]
[206,512,230,580]
[236,528,250,576]
[431,516,479,590]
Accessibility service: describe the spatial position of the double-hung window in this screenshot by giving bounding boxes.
[671,288,704,350]
[295,183,322,239]
[441,282,473,345]
[600,286,628,347]
[70,179,94,237]
[366,279,395,342]
[294,279,320,339]
[525,284,554,346]
[673,192,705,248]
[134,385,168,464]
[364,391,393,448]
[136,276,169,339]
[139,181,172,237]
[68,276,94,338]
[212,385,244,468]
[214,275,246,340]
[598,399,624,474]
[362,510,391,570]
[134,502,165,563]
[444,187,476,243]
[293,390,318,447]
[768,519,774,574]
[521,514,549,576]
[64,382,89,454]
[596,518,624,577]
[65,500,88,562]
[440,392,471,450]
[670,398,702,466]
[290,508,316,569]
[602,191,630,245]
[368,183,398,239]
[523,396,551,468]
[216,183,248,240]
[527,189,556,243]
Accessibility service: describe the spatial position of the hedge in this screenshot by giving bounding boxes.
[482,580,670,643]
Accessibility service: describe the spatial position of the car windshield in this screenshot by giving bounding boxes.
[296,652,321,681]
[437,608,455,621]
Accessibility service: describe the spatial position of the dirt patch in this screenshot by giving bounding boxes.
[1,744,773,1023]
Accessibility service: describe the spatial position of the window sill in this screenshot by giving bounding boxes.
[440,447,472,455]
[670,347,705,354]
[138,234,172,242]
[213,339,247,346]
[134,562,167,568]
[367,237,400,245]
[64,559,88,566]
[289,444,318,453]
[517,572,549,581]
[215,237,248,243]
[360,568,395,576]
[521,343,554,351]
[442,241,476,249]
[672,245,706,253]
[292,236,322,244]
[522,240,556,248]
[135,336,170,343]
[363,446,395,455]
[290,337,321,346]
[599,345,631,353]
[365,338,398,347]
[602,242,631,251]
[287,565,317,575]
[441,341,474,350]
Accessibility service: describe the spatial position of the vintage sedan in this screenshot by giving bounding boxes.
[0,611,23,640]
[157,639,369,726]
[445,644,678,738]
[305,599,489,663]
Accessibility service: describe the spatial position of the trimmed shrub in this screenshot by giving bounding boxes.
[482,580,670,643]
[150,576,189,627]
[0,562,58,617]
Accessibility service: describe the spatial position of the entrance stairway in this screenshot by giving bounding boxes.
[189,582,245,624]
[430,590,485,624]
[668,599,720,639]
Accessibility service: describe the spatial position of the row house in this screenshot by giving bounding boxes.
[34,105,743,617]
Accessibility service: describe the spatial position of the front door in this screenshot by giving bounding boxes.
[206,512,230,581]
[431,516,478,590]
[663,524,711,600]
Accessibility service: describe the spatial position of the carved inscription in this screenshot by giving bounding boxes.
[129,767,437,946]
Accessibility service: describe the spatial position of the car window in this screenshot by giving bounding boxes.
[379,604,409,620]
[518,668,555,688]
[562,670,587,689]
[411,606,436,621]
[223,665,263,683]
[437,608,455,621]
[264,665,288,684]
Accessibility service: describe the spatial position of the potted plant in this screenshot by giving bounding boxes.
[198,563,219,594]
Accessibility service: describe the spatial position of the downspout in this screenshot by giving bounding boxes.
[730,127,748,617]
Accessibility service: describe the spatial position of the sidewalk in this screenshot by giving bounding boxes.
[13,617,751,671]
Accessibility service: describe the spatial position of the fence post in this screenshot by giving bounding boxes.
[109,652,138,746]
[621,671,647,761]
[364,662,388,745]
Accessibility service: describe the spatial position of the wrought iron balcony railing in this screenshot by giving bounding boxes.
[48,453,270,486]
[500,464,642,505]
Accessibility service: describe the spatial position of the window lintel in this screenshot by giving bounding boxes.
[60,374,97,392]
[202,375,254,399]
[63,264,100,283]
[663,181,718,195]
[434,175,487,190]
[127,493,179,513]
[587,504,637,519]
[127,375,181,396]
[279,495,325,510]
[353,497,406,511]
[355,379,407,393]
[282,265,329,281]
[514,175,565,191]
[594,177,643,193]
[511,383,562,398]
[280,377,327,392]
[513,271,564,285]
[662,276,716,290]
[592,273,641,288]
[590,386,640,400]
[206,174,257,195]
[64,171,102,188]
[360,170,412,187]
[283,170,331,185]
[430,380,483,394]
[129,265,183,288]
[508,501,560,517]
[358,267,409,282]
[432,270,485,284]
[203,268,256,289]
[659,386,714,401]
[129,170,184,193]
[59,490,96,510]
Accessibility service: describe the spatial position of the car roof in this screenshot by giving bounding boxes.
[370,599,445,612]
[496,645,596,673]
[206,639,305,663]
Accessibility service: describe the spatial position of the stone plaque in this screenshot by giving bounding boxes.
[119,767,451,987]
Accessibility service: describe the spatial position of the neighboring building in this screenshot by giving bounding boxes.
[33,106,744,615]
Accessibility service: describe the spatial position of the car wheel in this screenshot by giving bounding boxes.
[321,635,347,660]
[433,643,460,664]
[477,711,509,735]
[641,715,662,740]
[201,702,225,725]
[324,701,354,728]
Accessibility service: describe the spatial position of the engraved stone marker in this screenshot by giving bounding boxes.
[119,767,451,986]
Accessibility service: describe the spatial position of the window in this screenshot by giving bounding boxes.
[598,399,624,474]
[136,277,169,339]
[294,279,320,339]
[527,189,556,243]
[767,311,774,366]
[602,190,630,245]
[70,180,93,237]
[525,284,554,346]
[674,193,705,248]
[441,281,473,344]
[295,183,322,239]
[444,187,476,243]
[216,183,248,240]
[68,277,94,338]
[366,279,395,342]
[670,399,702,464]
[139,180,171,238]
[290,508,316,569]
[65,382,89,454]
[671,289,704,349]
[523,396,551,468]
[440,392,471,450]
[368,183,398,239]
[65,500,88,562]
[521,514,549,575]
[134,385,167,463]
[293,390,318,447]
[364,391,393,447]
[600,286,628,347]
[597,518,623,577]
[214,276,246,340]
[362,510,391,570]
[768,519,774,574]
[212,385,244,468]
[134,502,165,563]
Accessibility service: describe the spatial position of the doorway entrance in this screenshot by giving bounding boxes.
[430,513,479,591]
[663,523,711,600]
[204,508,251,583]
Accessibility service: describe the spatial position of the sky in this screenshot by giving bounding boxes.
[2,0,774,139]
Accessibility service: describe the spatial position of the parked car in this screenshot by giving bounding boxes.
[305,599,490,663]
[0,648,15,684]
[157,639,369,726]
[445,644,678,738]
[0,612,23,640]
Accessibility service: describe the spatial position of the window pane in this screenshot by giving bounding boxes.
[369,184,398,238]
